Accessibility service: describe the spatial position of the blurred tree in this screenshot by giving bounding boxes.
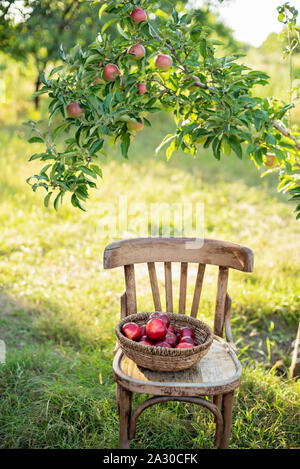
[0,0,101,107]
[261,32,283,55]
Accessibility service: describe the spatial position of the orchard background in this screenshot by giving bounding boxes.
[0,0,299,449]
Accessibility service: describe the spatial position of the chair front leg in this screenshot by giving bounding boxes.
[117,384,133,449]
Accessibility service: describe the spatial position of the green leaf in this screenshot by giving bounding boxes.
[228,136,243,159]
[85,54,101,65]
[32,87,49,98]
[52,123,69,140]
[117,23,130,40]
[28,153,42,162]
[89,139,104,156]
[49,65,64,78]
[78,166,97,179]
[166,140,176,160]
[121,133,130,159]
[155,134,175,154]
[200,39,207,59]
[90,164,103,178]
[154,9,169,19]
[54,192,63,211]
[40,164,52,175]
[172,10,179,23]
[265,133,277,146]
[71,194,86,211]
[44,192,53,208]
[40,71,48,86]
[246,143,260,156]
[102,17,118,34]
[99,3,108,18]
[212,138,221,160]
[59,44,66,61]
[28,136,44,144]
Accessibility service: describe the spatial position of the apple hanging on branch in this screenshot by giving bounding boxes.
[26,0,300,219]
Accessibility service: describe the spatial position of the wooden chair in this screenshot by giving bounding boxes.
[103,237,253,449]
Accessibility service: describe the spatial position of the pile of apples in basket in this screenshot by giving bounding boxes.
[122,312,198,349]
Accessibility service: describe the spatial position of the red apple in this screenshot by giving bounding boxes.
[178,327,195,340]
[139,335,148,341]
[130,8,147,24]
[164,331,178,348]
[103,64,120,82]
[155,341,171,348]
[179,336,195,345]
[127,116,144,132]
[66,102,84,118]
[138,82,147,95]
[139,335,154,345]
[150,312,170,328]
[128,44,146,60]
[167,324,175,334]
[139,338,153,346]
[154,54,173,71]
[122,322,141,341]
[146,317,167,341]
[176,342,194,349]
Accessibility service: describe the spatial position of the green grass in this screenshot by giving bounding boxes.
[0,53,300,449]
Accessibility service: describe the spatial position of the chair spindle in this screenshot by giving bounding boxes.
[191,263,206,318]
[147,262,162,312]
[179,262,188,314]
[124,264,137,314]
[214,266,229,337]
[164,261,173,312]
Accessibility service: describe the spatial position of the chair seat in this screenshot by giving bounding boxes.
[113,337,242,397]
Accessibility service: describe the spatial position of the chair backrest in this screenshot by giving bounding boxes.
[103,237,253,337]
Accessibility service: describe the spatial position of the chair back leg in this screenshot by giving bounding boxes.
[219,391,234,449]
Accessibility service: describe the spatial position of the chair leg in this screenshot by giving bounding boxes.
[212,395,223,447]
[213,395,223,414]
[117,384,133,449]
[219,391,234,449]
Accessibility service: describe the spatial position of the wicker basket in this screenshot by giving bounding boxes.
[116,312,213,372]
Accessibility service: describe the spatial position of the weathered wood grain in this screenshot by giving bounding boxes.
[104,237,253,272]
